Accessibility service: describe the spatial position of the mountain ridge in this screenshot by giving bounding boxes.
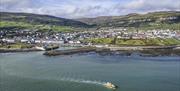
[0,11,180,31]
[77,11,180,29]
[0,12,90,28]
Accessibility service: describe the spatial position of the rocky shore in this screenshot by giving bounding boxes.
[43,46,180,56]
[106,45,179,51]
[0,48,42,53]
[0,44,59,53]
[1,45,180,57]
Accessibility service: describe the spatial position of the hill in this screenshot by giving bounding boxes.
[77,11,180,30]
[0,11,180,32]
[0,12,90,32]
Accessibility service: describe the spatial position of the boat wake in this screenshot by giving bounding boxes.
[60,77,106,86]
[59,77,118,89]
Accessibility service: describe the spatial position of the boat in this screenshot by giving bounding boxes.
[35,46,46,51]
[35,45,59,51]
[103,82,118,89]
[44,45,59,51]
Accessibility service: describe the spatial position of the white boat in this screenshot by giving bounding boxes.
[35,46,46,51]
[35,45,59,51]
[103,82,118,89]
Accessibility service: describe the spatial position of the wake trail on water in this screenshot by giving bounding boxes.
[59,77,106,86]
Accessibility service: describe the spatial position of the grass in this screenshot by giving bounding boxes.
[0,21,73,32]
[85,38,113,44]
[127,23,180,31]
[85,38,180,46]
[0,43,33,49]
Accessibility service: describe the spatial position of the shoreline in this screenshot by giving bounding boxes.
[104,45,180,51]
[0,48,43,53]
[43,46,180,56]
[0,45,180,57]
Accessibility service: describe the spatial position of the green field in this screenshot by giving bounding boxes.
[0,43,33,49]
[127,23,180,31]
[0,21,73,32]
[85,38,180,46]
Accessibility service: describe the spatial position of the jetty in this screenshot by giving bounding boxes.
[43,47,110,56]
[44,47,96,56]
[43,45,180,56]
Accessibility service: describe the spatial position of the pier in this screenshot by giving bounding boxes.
[44,47,96,56]
[43,46,180,56]
[43,47,111,56]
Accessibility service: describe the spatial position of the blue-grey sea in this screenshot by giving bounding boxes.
[0,51,180,91]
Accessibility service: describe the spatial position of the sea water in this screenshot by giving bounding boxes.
[0,52,180,91]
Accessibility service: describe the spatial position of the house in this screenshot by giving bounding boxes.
[2,39,15,43]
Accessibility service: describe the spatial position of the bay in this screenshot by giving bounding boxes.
[0,52,180,91]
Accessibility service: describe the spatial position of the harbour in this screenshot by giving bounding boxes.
[0,2,180,91]
[0,52,180,91]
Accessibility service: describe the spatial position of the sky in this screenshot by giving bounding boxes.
[0,0,180,19]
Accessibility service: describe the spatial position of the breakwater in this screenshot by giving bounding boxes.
[43,47,109,56]
[43,46,180,56]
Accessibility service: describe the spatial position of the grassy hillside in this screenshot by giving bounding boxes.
[0,12,90,32]
[0,21,73,32]
[78,11,180,30]
[0,11,180,32]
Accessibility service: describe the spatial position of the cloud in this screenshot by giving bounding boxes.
[0,0,20,3]
[123,0,180,12]
[0,0,179,18]
[0,0,35,13]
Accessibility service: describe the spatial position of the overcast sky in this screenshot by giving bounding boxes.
[0,0,179,19]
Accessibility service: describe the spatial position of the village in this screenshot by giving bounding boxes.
[0,28,180,45]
